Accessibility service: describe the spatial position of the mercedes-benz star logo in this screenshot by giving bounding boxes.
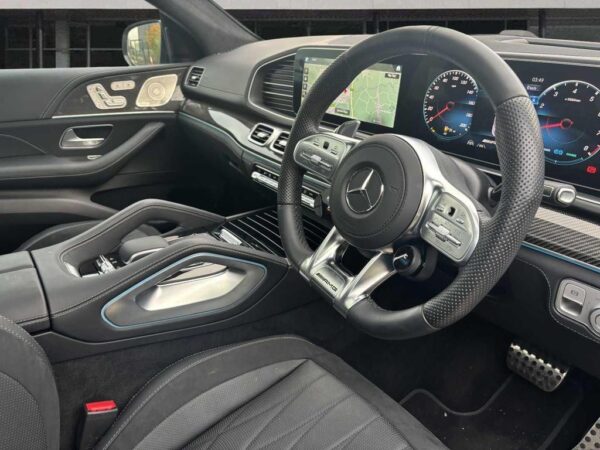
[345,167,384,214]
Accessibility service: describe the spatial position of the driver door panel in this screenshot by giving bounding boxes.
[0,65,189,253]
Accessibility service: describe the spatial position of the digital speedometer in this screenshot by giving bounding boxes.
[423,70,479,140]
[537,80,600,165]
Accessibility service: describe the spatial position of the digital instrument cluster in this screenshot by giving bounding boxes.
[293,49,600,194]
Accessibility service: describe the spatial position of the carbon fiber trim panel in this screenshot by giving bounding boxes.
[527,207,600,269]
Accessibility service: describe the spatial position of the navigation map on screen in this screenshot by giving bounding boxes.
[301,57,402,128]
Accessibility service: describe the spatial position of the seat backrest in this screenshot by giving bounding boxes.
[0,315,59,450]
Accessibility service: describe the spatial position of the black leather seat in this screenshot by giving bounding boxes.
[17,220,159,252]
[0,315,445,450]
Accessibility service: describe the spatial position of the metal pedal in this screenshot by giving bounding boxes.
[507,341,569,392]
[574,418,600,449]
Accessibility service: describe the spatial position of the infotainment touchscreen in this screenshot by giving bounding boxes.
[296,53,402,128]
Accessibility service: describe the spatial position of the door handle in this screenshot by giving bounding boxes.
[60,125,112,150]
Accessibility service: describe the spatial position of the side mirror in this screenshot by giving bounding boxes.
[123,20,162,66]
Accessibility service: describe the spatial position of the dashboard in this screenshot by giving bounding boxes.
[178,33,600,376]
[292,48,600,195]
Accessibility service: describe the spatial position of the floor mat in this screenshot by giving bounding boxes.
[401,374,584,450]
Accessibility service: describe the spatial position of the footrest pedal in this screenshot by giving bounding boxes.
[573,417,600,449]
[506,341,569,392]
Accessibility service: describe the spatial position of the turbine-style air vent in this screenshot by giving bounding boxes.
[248,123,275,146]
[186,67,204,87]
[260,55,295,117]
[270,131,289,155]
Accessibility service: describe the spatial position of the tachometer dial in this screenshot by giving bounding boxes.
[537,80,600,165]
[423,70,479,140]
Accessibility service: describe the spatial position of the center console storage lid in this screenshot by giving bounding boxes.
[0,251,48,332]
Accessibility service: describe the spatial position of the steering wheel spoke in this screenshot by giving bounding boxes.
[293,132,358,181]
[301,228,396,315]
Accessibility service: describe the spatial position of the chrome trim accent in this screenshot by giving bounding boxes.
[399,135,480,264]
[124,248,165,265]
[59,124,112,150]
[300,227,395,314]
[346,167,384,213]
[52,111,175,119]
[251,166,318,209]
[247,122,276,146]
[100,253,267,329]
[136,73,179,108]
[269,129,289,155]
[578,194,600,207]
[136,263,242,312]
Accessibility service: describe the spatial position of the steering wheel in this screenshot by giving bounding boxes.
[278,26,545,339]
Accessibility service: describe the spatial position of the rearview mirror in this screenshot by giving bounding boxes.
[123,20,162,66]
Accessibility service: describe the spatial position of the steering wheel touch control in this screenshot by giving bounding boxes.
[278,26,545,339]
[293,133,356,180]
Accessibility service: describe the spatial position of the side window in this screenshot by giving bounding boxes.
[0,18,160,69]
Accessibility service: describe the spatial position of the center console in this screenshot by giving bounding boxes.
[0,200,327,360]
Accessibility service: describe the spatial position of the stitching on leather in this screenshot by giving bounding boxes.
[99,336,312,449]
[204,372,330,450]
[16,314,48,324]
[517,256,600,344]
[285,393,359,450]
[59,201,221,259]
[197,362,312,447]
[0,316,46,360]
[333,416,385,450]
[19,221,99,251]
[184,360,313,450]
[256,392,356,450]
[240,372,333,450]
[314,361,417,449]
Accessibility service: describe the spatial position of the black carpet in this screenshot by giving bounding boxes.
[401,375,585,450]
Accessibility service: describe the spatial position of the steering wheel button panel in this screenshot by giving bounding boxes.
[294,133,357,181]
[421,193,475,263]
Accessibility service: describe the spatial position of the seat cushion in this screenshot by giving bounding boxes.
[0,315,59,450]
[95,336,444,450]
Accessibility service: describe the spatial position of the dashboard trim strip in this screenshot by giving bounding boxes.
[52,111,176,119]
[522,242,600,275]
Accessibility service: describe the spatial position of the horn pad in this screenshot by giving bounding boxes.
[329,134,424,250]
